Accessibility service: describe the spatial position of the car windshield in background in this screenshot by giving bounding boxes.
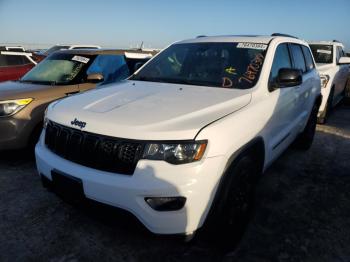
[43,46,70,56]
[130,42,267,89]
[310,45,333,64]
[21,53,94,85]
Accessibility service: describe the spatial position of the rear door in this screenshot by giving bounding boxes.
[336,46,349,97]
[290,44,315,130]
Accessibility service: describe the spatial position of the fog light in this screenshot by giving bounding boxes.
[145,197,186,211]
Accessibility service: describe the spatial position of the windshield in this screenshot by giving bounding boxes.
[44,45,70,56]
[130,42,267,89]
[21,53,93,85]
[309,45,333,64]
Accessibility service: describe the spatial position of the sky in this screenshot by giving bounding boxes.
[0,0,349,50]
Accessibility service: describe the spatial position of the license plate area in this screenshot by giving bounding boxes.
[51,170,85,203]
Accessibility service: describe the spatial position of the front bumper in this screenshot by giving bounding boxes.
[35,132,226,235]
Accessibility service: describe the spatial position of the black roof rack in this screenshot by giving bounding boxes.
[333,40,340,43]
[271,33,298,39]
[196,35,207,38]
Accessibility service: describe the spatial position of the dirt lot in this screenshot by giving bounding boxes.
[1,103,350,262]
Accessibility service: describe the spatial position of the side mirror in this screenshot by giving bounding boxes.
[133,62,145,72]
[338,57,350,65]
[277,68,302,88]
[87,73,104,83]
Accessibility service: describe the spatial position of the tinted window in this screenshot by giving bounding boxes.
[301,46,315,71]
[290,44,306,73]
[310,45,333,64]
[336,46,345,63]
[0,54,8,66]
[87,55,130,85]
[6,55,27,66]
[131,42,267,89]
[269,43,292,87]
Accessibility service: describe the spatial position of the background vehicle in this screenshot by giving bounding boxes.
[1,45,26,52]
[36,34,321,244]
[33,44,102,62]
[309,41,350,123]
[0,49,153,151]
[0,47,37,82]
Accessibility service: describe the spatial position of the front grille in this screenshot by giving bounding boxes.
[45,121,144,175]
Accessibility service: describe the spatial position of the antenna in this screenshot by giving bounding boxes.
[139,41,144,50]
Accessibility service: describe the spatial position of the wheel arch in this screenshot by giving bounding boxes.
[200,136,265,230]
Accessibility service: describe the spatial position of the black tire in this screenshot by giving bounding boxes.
[199,153,260,248]
[295,103,319,150]
[318,87,334,124]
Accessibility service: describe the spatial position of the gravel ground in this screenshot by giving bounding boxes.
[0,102,350,262]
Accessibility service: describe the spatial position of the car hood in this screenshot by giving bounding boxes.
[0,81,47,99]
[48,81,252,140]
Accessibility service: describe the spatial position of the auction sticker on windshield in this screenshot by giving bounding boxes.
[72,55,90,64]
[237,43,267,50]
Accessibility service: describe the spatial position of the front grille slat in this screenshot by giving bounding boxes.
[45,121,142,175]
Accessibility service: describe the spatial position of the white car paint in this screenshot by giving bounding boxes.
[309,41,350,118]
[36,35,321,235]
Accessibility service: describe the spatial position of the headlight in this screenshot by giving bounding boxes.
[320,75,330,88]
[142,141,207,164]
[0,98,33,117]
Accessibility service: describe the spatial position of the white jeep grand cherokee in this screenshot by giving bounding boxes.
[36,34,321,240]
[309,41,350,123]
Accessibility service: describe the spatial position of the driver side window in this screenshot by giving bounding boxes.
[269,43,292,91]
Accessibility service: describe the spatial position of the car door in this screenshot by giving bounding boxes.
[332,46,347,101]
[266,43,299,160]
[300,45,319,123]
[337,47,349,94]
[290,44,314,130]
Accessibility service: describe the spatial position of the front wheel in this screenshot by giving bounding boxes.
[199,154,259,248]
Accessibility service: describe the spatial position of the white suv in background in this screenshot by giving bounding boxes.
[309,41,350,123]
[36,34,321,243]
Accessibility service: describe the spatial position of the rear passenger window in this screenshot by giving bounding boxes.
[0,55,8,66]
[301,46,315,71]
[290,44,306,73]
[6,55,26,66]
[269,43,292,90]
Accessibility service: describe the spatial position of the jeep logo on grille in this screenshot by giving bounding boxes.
[71,118,86,129]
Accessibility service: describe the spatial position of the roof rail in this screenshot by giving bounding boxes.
[196,35,207,38]
[333,39,340,43]
[271,33,298,39]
